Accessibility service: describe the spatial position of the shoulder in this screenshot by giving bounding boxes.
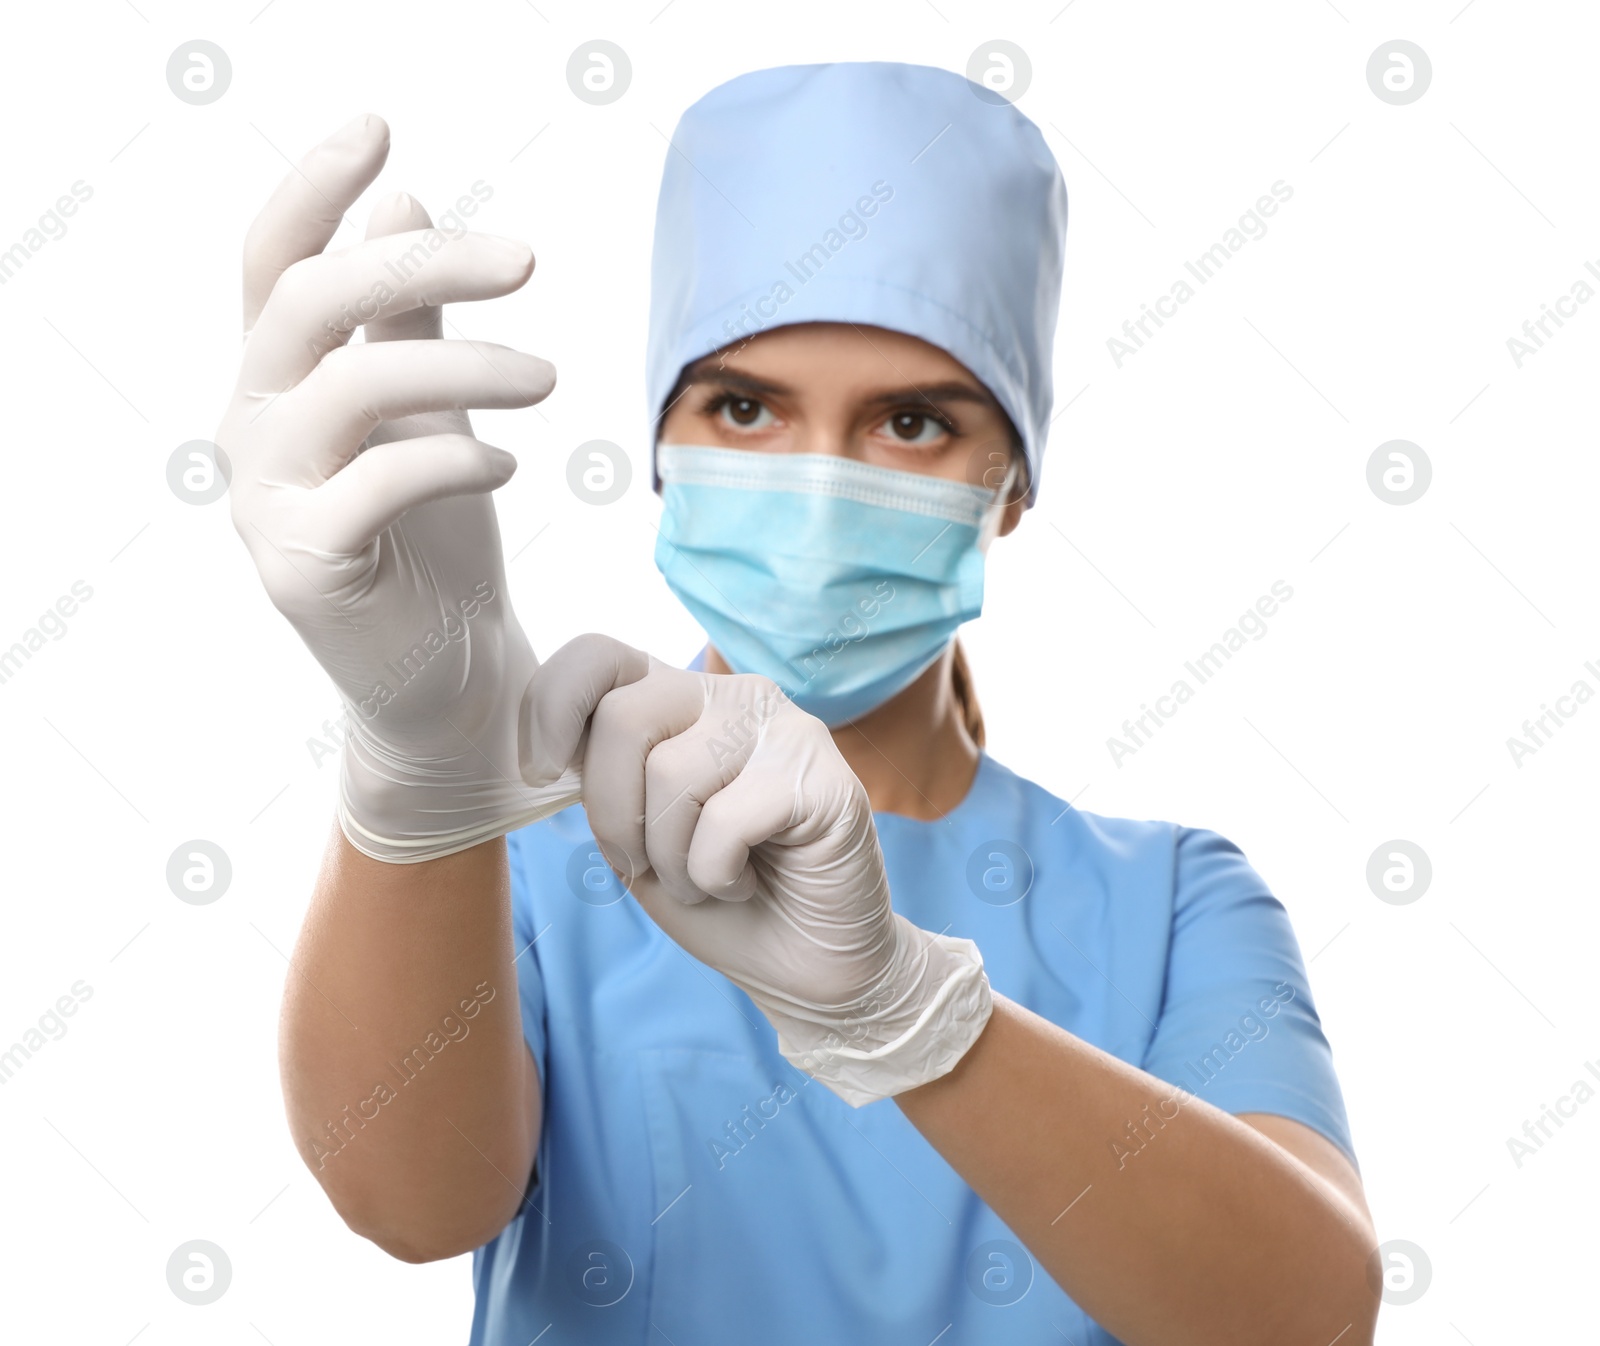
[974,752,1196,892]
[957,757,1308,1069]
[974,755,1284,933]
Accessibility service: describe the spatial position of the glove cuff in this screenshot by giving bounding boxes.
[774,929,993,1108]
[337,762,584,864]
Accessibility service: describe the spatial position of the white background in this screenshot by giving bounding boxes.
[0,1,1593,1341]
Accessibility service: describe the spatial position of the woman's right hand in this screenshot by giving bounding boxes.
[217,114,577,863]
[523,636,993,1107]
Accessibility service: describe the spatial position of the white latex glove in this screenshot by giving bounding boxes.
[549,638,993,1106]
[218,115,582,862]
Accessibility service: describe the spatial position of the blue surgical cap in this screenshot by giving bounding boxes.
[645,61,1068,504]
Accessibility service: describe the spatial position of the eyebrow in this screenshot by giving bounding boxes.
[860,381,995,410]
[680,368,793,399]
[681,366,995,410]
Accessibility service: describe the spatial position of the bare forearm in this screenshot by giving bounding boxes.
[895,995,1377,1346]
[279,819,538,1262]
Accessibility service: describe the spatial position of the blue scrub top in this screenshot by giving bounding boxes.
[469,752,1354,1346]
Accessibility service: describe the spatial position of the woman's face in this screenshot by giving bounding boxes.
[658,322,1027,536]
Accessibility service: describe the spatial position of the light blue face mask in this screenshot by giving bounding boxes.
[655,444,1003,726]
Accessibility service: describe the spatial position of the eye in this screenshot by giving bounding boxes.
[712,395,775,431]
[878,410,952,446]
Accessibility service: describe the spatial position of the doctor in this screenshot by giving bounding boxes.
[221,63,1379,1346]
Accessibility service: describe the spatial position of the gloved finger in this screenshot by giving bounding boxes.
[687,715,834,902]
[243,113,389,337]
[303,432,518,552]
[519,634,652,788]
[639,734,723,905]
[582,666,709,885]
[642,679,779,902]
[621,866,776,993]
[274,338,553,479]
[362,191,444,342]
[242,229,535,397]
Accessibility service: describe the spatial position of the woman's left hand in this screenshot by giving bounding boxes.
[539,639,992,1105]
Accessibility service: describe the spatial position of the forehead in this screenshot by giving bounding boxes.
[689,322,987,392]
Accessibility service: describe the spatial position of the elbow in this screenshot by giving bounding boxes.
[1244,1209,1380,1346]
[290,1122,537,1264]
[361,1228,478,1266]
[1327,1289,1381,1346]
[1309,1226,1382,1346]
[339,1199,519,1264]
[1352,1248,1386,1346]
[1328,1300,1380,1346]
[315,1171,528,1267]
[360,1228,458,1265]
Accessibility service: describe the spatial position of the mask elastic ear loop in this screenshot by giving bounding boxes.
[976,455,1024,552]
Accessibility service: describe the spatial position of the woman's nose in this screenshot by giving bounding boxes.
[788,424,857,459]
